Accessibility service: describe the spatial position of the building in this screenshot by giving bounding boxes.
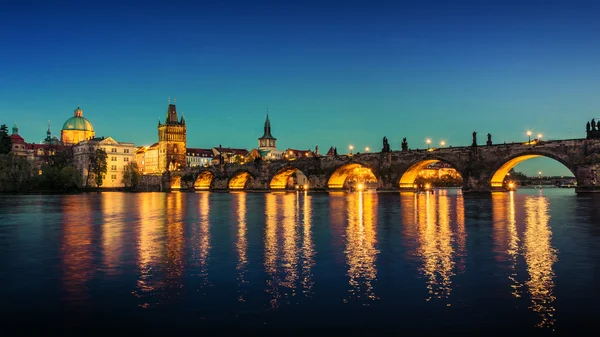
[186,148,213,167]
[61,106,95,146]
[418,162,461,179]
[9,122,64,163]
[9,123,27,156]
[158,102,186,172]
[284,148,313,160]
[212,146,249,164]
[134,143,159,174]
[258,113,276,151]
[73,136,135,188]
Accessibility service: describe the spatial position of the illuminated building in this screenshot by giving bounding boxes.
[211,146,249,164]
[186,148,213,167]
[60,106,95,146]
[158,102,186,172]
[9,122,65,163]
[417,162,460,179]
[73,136,135,187]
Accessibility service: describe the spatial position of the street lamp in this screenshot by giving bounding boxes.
[365,146,370,153]
[527,130,532,144]
[537,133,543,142]
[426,138,431,150]
[440,140,446,147]
[349,145,354,155]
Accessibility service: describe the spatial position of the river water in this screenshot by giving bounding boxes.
[0,189,598,334]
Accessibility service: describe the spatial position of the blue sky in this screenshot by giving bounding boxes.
[1,0,598,176]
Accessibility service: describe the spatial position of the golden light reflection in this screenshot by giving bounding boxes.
[264,193,280,308]
[191,191,211,287]
[235,192,248,302]
[344,191,379,303]
[301,191,315,296]
[194,171,214,190]
[524,196,557,328]
[413,192,462,302]
[229,171,252,190]
[281,194,299,293]
[135,193,167,308]
[166,192,184,283]
[61,195,94,304]
[102,193,125,276]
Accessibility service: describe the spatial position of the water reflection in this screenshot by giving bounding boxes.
[264,192,314,308]
[102,193,125,275]
[344,191,379,303]
[190,192,211,287]
[165,193,185,286]
[135,193,167,308]
[492,192,557,329]
[524,196,557,328]
[410,191,466,302]
[61,195,94,304]
[234,192,248,302]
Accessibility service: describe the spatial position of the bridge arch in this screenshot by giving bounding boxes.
[194,170,215,190]
[170,175,181,190]
[398,158,463,190]
[270,166,309,190]
[327,163,377,189]
[489,152,577,189]
[228,170,255,190]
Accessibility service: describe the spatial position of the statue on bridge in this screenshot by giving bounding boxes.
[592,119,597,131]
[472,131,477,147]
[587,119,600,139]
[334,147,338,156]
[401,137,408,151]
[382,136,391,152]
[587,121,591,132]
[486,133,492,146]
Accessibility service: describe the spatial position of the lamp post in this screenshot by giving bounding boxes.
[537,133,543,143]
[349,145,354,155]
[440,140,446,148]
[527,130,532,144]
[365,146,370,153]
[426,138,431,150]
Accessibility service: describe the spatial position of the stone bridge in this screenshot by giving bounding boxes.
[166,138,600,193]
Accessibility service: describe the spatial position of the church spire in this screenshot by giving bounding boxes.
[12,121,18,135]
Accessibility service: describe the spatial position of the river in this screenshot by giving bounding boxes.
[1,189,598,334]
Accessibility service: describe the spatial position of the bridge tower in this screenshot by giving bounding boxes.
[258,112,277,151]
[158,100,187,172]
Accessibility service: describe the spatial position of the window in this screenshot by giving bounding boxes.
[111,175,117,180]
[111,156,117,161]
[124,157,129,162]
[111,165,117,170]
[111,148,117,152]
[124,149,130,153]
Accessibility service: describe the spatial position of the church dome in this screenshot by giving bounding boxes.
[62,106,94,132]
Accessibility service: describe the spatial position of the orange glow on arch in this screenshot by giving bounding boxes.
[328,164,377,189]
[270,167,297,189]
[490,155,541,188]
[194,171,214,190]
[170,176,181,189]
[229,172,252,190]
[399,160,439,189]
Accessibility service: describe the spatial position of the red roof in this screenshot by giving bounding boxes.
[186,148,212,157]
[9,134,24,144]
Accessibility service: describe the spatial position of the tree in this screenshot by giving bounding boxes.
[0,124,11,154]
[122,162,140,189]
[0,154,34,192]
[87,148,107,188]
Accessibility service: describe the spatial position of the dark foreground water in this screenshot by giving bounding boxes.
[1,189,599,335]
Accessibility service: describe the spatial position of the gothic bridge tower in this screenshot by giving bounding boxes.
[158,100,186,172]
[258,112,276,151]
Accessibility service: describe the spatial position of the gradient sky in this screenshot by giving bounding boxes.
[1,0,599,176]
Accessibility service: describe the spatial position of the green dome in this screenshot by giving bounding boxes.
[62,116,94,132]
